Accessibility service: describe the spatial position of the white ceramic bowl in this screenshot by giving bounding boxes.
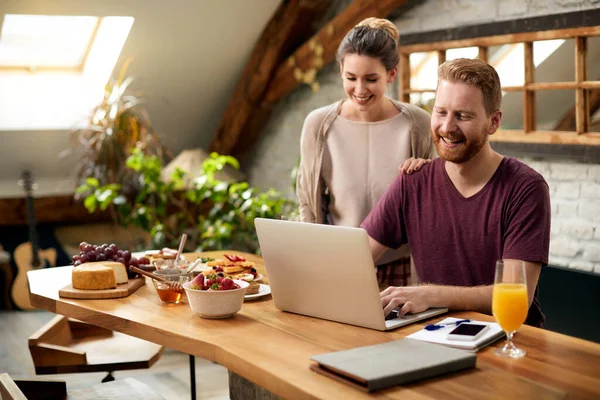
[183,279,248,319]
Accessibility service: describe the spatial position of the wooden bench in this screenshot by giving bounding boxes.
[0,373,164,400]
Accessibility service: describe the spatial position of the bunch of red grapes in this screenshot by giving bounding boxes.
[73,242,150,279]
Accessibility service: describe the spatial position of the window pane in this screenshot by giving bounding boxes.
[538,89,576,131]
[589,89,600,133]
[446,47,478,60]
[499,90,524,130]
[491,44,524,87]
[587,36,600,83]
[0,14,98,68]
[409,51,438,90]
[534,39,571,83]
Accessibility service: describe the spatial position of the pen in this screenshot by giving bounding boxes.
[424,319,471,331]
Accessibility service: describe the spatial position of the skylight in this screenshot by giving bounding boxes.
[0,14,134,130]
[0,14,99,70]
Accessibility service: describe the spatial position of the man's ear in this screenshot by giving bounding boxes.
[488,110,502,135]
[387,66,398,84]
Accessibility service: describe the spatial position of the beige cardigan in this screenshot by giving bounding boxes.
[296,98,435,224]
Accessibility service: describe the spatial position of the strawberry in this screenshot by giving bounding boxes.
[191,274,205,287]
[206,279,216,287]
[217,276,224,284]
[219,278,235,290]
[224,254,246,262]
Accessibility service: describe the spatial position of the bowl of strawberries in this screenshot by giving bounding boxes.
[183,274,249,319]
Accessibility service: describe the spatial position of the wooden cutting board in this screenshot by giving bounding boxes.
[59,277,145,299]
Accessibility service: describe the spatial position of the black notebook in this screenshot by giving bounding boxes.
[310,339,476,392]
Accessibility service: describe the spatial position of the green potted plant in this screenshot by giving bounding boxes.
[67,60,169,191]
[76,150,298,253]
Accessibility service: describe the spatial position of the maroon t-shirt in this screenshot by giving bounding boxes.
[361,157,551,327]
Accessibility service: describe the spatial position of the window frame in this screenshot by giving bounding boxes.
[398,16,600,148]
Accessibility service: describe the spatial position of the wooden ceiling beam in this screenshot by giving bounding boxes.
[263,0,408,105]
[209,0,408,160]
[209,0,332,158]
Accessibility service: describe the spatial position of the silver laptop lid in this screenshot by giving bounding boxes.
[255,218,387,330]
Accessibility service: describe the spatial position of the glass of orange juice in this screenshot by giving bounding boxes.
[492,259,528,358]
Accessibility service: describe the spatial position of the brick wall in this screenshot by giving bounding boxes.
[525,159,600,273]
[246,0,600,273]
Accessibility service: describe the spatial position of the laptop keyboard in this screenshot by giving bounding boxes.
[385,309,400,320]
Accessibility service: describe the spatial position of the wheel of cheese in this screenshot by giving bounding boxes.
[79,261,128,284]
[72,264,117,290]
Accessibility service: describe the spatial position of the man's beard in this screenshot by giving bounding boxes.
[431,128,488,164]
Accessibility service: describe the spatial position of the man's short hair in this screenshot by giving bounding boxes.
[438,58,502,116]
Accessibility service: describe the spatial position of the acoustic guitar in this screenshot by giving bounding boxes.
[11,171,57,310]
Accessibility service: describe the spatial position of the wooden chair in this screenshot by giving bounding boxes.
[0,373,164,400]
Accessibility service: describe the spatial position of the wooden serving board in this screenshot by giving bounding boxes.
[59,277,145,299]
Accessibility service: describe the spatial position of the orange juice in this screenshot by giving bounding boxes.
[492,283,528,332]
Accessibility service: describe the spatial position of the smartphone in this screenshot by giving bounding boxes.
[446,323,490,341]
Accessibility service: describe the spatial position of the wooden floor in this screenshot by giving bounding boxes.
[0,310,230,399]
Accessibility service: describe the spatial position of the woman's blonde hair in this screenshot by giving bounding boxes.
[356,17,399,42]
[336,17,399,71]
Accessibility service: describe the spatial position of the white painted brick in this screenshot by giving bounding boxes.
[595,229,600,241]
[569,260,594,273]
[523,159,551,177]
[421,14,457,31]
[555,200,578,217]
[550,200,558,217]
[561,221,596,240]
[581,182,600,199]
[579,201,599,220]
[550,163,589,181]
[550,220,561,235]
[553,182,580,200]
[549,238,582,258]
[557,0,589,5]
[589,165,600,183]
[497,0,528,18]
[583,244,600,263]
[395,17,421,34]
[548,255,571,268]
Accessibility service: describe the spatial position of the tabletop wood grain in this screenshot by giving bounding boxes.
[28,251,600,400]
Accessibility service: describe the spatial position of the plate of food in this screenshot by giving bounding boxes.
[134,248,186,262]
[244,284,271,300]
[191,255,263,281]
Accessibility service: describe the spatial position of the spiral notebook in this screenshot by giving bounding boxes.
[405,317,506,352]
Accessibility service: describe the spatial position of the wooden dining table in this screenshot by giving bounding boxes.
[28,251,600,399]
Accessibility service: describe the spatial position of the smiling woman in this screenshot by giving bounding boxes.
[0,14,134,131]
[296,17,435,288]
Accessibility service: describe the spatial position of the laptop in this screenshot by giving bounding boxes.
[254,218,447,331]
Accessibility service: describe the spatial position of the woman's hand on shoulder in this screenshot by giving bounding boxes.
[398,157,431,174]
